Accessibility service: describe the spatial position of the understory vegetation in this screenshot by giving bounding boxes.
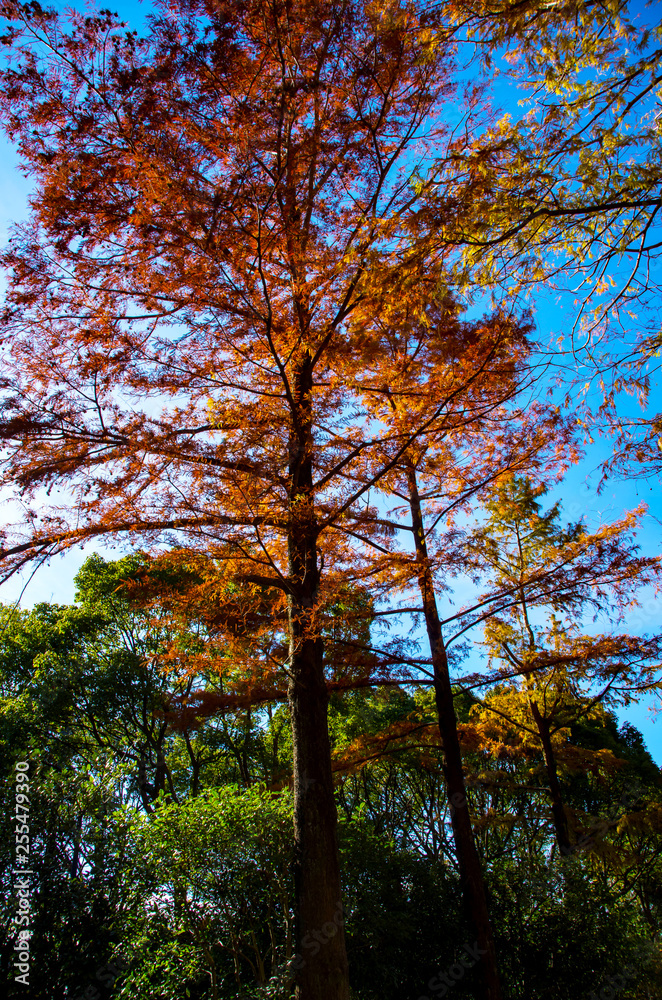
[2,553,661,999]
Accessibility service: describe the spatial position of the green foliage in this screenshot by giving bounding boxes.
[339,817,470,1000]
[2,553,662,998]
[489,857,660,1000]
[117,786,295,1000]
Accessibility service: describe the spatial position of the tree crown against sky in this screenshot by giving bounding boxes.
[0,0,564,641]
[0,5,495,997]
[0,1,657,743]
[465,475,662,743]
[0,0,474,574]
[0,0,657,794]
[441,0,662,316]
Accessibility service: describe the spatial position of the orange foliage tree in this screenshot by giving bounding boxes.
[465,477,662,854]
[338,294,577,998]
[0,2,507,997]
[2,2,647,997]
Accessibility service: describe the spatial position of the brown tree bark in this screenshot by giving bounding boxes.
[287,357,350,1000]
[406,461,503,1000]
[528,701,572,855]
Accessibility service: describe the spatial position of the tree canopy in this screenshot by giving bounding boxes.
[0,2,660,999]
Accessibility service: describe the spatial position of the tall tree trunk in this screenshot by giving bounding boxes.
[287,357,350,1000]
[528,701,572,854]
[406,460,502,1000]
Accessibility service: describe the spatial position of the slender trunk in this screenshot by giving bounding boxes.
[287,357,350,1000]
[512,547,572,855]
[528,701,571,854]
[406,461,502,1000]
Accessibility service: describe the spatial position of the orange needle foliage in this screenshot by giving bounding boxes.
[465,476,662,853]
[3,3,648,996]
[0,3,500,998]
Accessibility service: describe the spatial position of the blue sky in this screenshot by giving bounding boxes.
[0,0,660,764]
